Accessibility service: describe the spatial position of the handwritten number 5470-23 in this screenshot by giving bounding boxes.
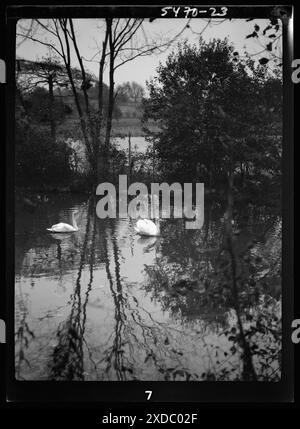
[160,6,228,18]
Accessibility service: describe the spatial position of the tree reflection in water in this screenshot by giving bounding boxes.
[15,195,282,381]
[143,206,281,380]
[49,198,97,380]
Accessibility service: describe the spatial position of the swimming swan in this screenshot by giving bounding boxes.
[135,218,160,237]
[47,210,79,233]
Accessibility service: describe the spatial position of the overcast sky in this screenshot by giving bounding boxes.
[16,18,282,87]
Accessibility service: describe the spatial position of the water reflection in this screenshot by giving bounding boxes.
[15,194,281,381]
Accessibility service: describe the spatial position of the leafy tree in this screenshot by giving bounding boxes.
[15,112,72,186]
[143,38,282,191]
[116,81,145,103]
[245,6,287,70]
[16,56,71,143]
[23,86,69,124]
[115,82,132,102]
[130,81,145,102]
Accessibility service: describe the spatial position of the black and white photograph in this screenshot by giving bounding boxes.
[3,4,294,403]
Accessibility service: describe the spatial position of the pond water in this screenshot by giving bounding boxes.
[15,193,282,381]
[114,136,149,154]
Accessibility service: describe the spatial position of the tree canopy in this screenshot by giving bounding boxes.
[143,38,282,192]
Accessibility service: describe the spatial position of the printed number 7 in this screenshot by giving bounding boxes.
[145,390,152,400]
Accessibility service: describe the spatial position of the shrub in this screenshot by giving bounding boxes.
[15,117,72,186]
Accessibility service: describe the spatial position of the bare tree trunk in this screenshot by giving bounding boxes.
[56,19,96,180]
[48,76,56,144]
[67,19,100,181]
[96,23,109,181]
[225,160,257,381]
[128,131,131,184]
[104,18,114,180]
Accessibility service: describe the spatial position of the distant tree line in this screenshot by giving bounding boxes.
[115,81,145,103]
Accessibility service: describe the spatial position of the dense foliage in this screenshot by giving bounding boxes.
[23,87,70,124]
[143,38,282,196]
[15,104,72,186]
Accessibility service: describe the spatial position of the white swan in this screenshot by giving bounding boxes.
[135,218,160,237]
[47,210,79,233]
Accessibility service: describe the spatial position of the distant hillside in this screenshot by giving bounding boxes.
[54,87,158,137]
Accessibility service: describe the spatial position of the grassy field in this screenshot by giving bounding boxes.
[59,98,159,137]
[111,117,159,137]
[60,116,159,138]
